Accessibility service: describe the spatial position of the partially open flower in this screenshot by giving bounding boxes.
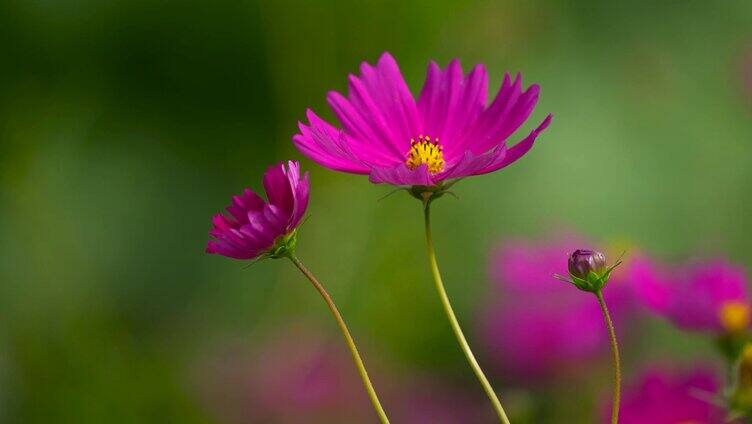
[206,161,309,260]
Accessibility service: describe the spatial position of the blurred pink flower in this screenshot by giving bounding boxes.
[480,234,634,383]
[293,52,551,187]
[390,377,491,424]
[631,257,750,334]
[197,329,492,423]
[206,160,309,260]
[603,367,724,424]
[197,328,372,424]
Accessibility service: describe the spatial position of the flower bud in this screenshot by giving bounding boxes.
[555,249,621,293]
[568,249,607,280]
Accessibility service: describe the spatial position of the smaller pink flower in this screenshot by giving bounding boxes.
[206,161,309,260]
[603,367,724,424]
[632,257,751,334]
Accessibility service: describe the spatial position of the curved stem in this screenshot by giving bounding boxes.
[422,200,511,424]
[595,289,621,424]
[288,255,390,424]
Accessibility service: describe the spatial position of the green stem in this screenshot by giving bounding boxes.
[422,200,511,424]
[289,255,390,424]
[595,289,621,424]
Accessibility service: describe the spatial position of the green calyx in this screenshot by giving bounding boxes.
[263,231,298,260]
[408,180,461,204]
[555,257,623,294]
[570,268,615,293]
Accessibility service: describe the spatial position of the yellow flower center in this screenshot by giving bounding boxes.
[719,301,751,334]
[406,135,445,175]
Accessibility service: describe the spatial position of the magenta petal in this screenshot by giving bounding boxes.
[326,90,405,165]
[356,52,421,153]
[263,163,294,216]
[293,110,371,174]
[471,114,552,175]
[368,163,433,186]
[465,73,524,153]
[227,189,265,224]
[438,147,504,181]
[417,60,462,143]
[289,171,310,228]
[437,64,489,159]
[493,84,541,146]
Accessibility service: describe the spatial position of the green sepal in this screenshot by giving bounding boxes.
[408,179,463,204]
[261,231,298,260]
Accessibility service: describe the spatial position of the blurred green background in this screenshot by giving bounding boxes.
[2,0,752,422]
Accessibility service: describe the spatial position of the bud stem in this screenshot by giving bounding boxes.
[422,199,511,424]
[595,289,621,424]
[288,255,390,424]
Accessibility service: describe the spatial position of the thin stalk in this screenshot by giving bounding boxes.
[595,289,621,424]
[288,255,390,424]
[422,200,511,424]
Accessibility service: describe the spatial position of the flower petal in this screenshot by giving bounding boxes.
[438,146,505,181]
[368,163,433,186]
[263,162,294,217]
[471,114,552,175]
[293,110,372,174]
[349,52,420,155]
[418,61,489,160]
[463,73,539,154]
[226,189,265,224]
[289,170,310,229]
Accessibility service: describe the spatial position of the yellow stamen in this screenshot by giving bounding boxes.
[720,301,751,334]
[406,135,445,175]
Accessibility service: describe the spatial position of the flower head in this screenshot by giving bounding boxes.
[481,234,634,383]
[293,52,551,191]
[632,258,751,334]
[206,161,309,260]
[604,367,724,424]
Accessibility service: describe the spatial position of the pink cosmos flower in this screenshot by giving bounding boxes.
[293,52,552,187]
[603,367,724,424]
[632,257,751,334]
[206,161,309,260]
[481,234,634,382]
